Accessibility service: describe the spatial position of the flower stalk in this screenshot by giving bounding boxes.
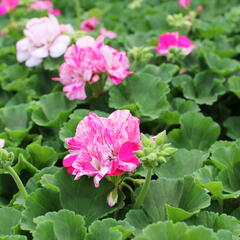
[134,167,152,209]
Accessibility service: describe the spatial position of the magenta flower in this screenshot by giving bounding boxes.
[178,0,191,9]
[29,0,61,15]
[53,36,132,100]
[16,15,73,67]
[155,32,195,56]
[0,0,18,15]
[63,110,141,187]
[80,17,100,32]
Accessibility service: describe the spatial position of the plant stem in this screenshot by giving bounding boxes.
[75,0,81,24]
[134,167,152,209]
[6,166,28,200]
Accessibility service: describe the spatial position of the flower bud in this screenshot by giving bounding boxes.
[0,149,14,169]
[155,130,166,145]
[107,188,118,207]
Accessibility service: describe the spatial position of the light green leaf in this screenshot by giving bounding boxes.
[155,149,207,179]
[109,73,170,119]
[204,52,240,76]
[228,76,240,98]
[224,117,240,139]
[86,218,135,240]
[0,207,21,235]
[168,112,220,151]
[21,188,61,232]
[33,210,86,240]
[32,92,77,128]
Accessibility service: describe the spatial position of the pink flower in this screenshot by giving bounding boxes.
[0,0,18,15]
[178,0,191,9]
[99,27,116,39]
[29,0,61,15]
[54,36,132,100]
[80,17,100,32]
[62,110,141,187]
[197,5,204,12]
[155,32,195,56]
[16,15,73,67]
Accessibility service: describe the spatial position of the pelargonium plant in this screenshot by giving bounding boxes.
[16,15,73,67]
[53,36,132,100]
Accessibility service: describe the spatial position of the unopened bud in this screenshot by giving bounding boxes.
[155,131,167,145]
[107,188,118,207]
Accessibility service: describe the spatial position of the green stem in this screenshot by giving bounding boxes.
[75,0,81,24]
[134,167,152,209]
[6,166,28,200]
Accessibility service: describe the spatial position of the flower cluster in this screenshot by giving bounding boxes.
[53,36,132,100]
[16,15,73,67]
[63,110,141,187]
[29,0,61,16]
[0,0,18,15]
[80,17,116,39]
[155,32,195,56]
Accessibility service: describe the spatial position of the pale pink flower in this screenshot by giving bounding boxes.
[0,0,18,15]
[29,0,61,15]
[0,139,5,148]
[99,27,116,39]
[54,36,132,100]
[80,17,100,32]
[178,0,191,9]
[62,110,141,187]
[155,32,195,56]
[16,15,73,67]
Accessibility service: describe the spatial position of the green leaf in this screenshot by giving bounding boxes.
[126,177,210,232]
[0,104,32,144]
[204,52,240,76]
[173,72,226,105]
[0,236,27,240]
[86,218,135,240]
[32,92,77,128]
[59,109,108,142]
[155,149,208,178]
[109,73,170,119]
[224,117,240,139]
[33,210,86,240]
[55,168,124,224]
[159,98,200,125]
[140,64,179,83]
[26,142,58,169]
[186,211,240,236]
[168,112,220,151]
[21,188,61,232]
[133,221,219,240]
[228,76,240,98]
[0,207,21,235]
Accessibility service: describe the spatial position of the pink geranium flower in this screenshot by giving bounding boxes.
[29,0,61,16]
[178,0,191,9]
[155,32,195,56]
[0,139,5,148]
[53,36,132,100]
[63,110,141,187]
[16,15,73,67]
[99,27,116,39]
[0,0,18,15]
[80,17,100,32]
